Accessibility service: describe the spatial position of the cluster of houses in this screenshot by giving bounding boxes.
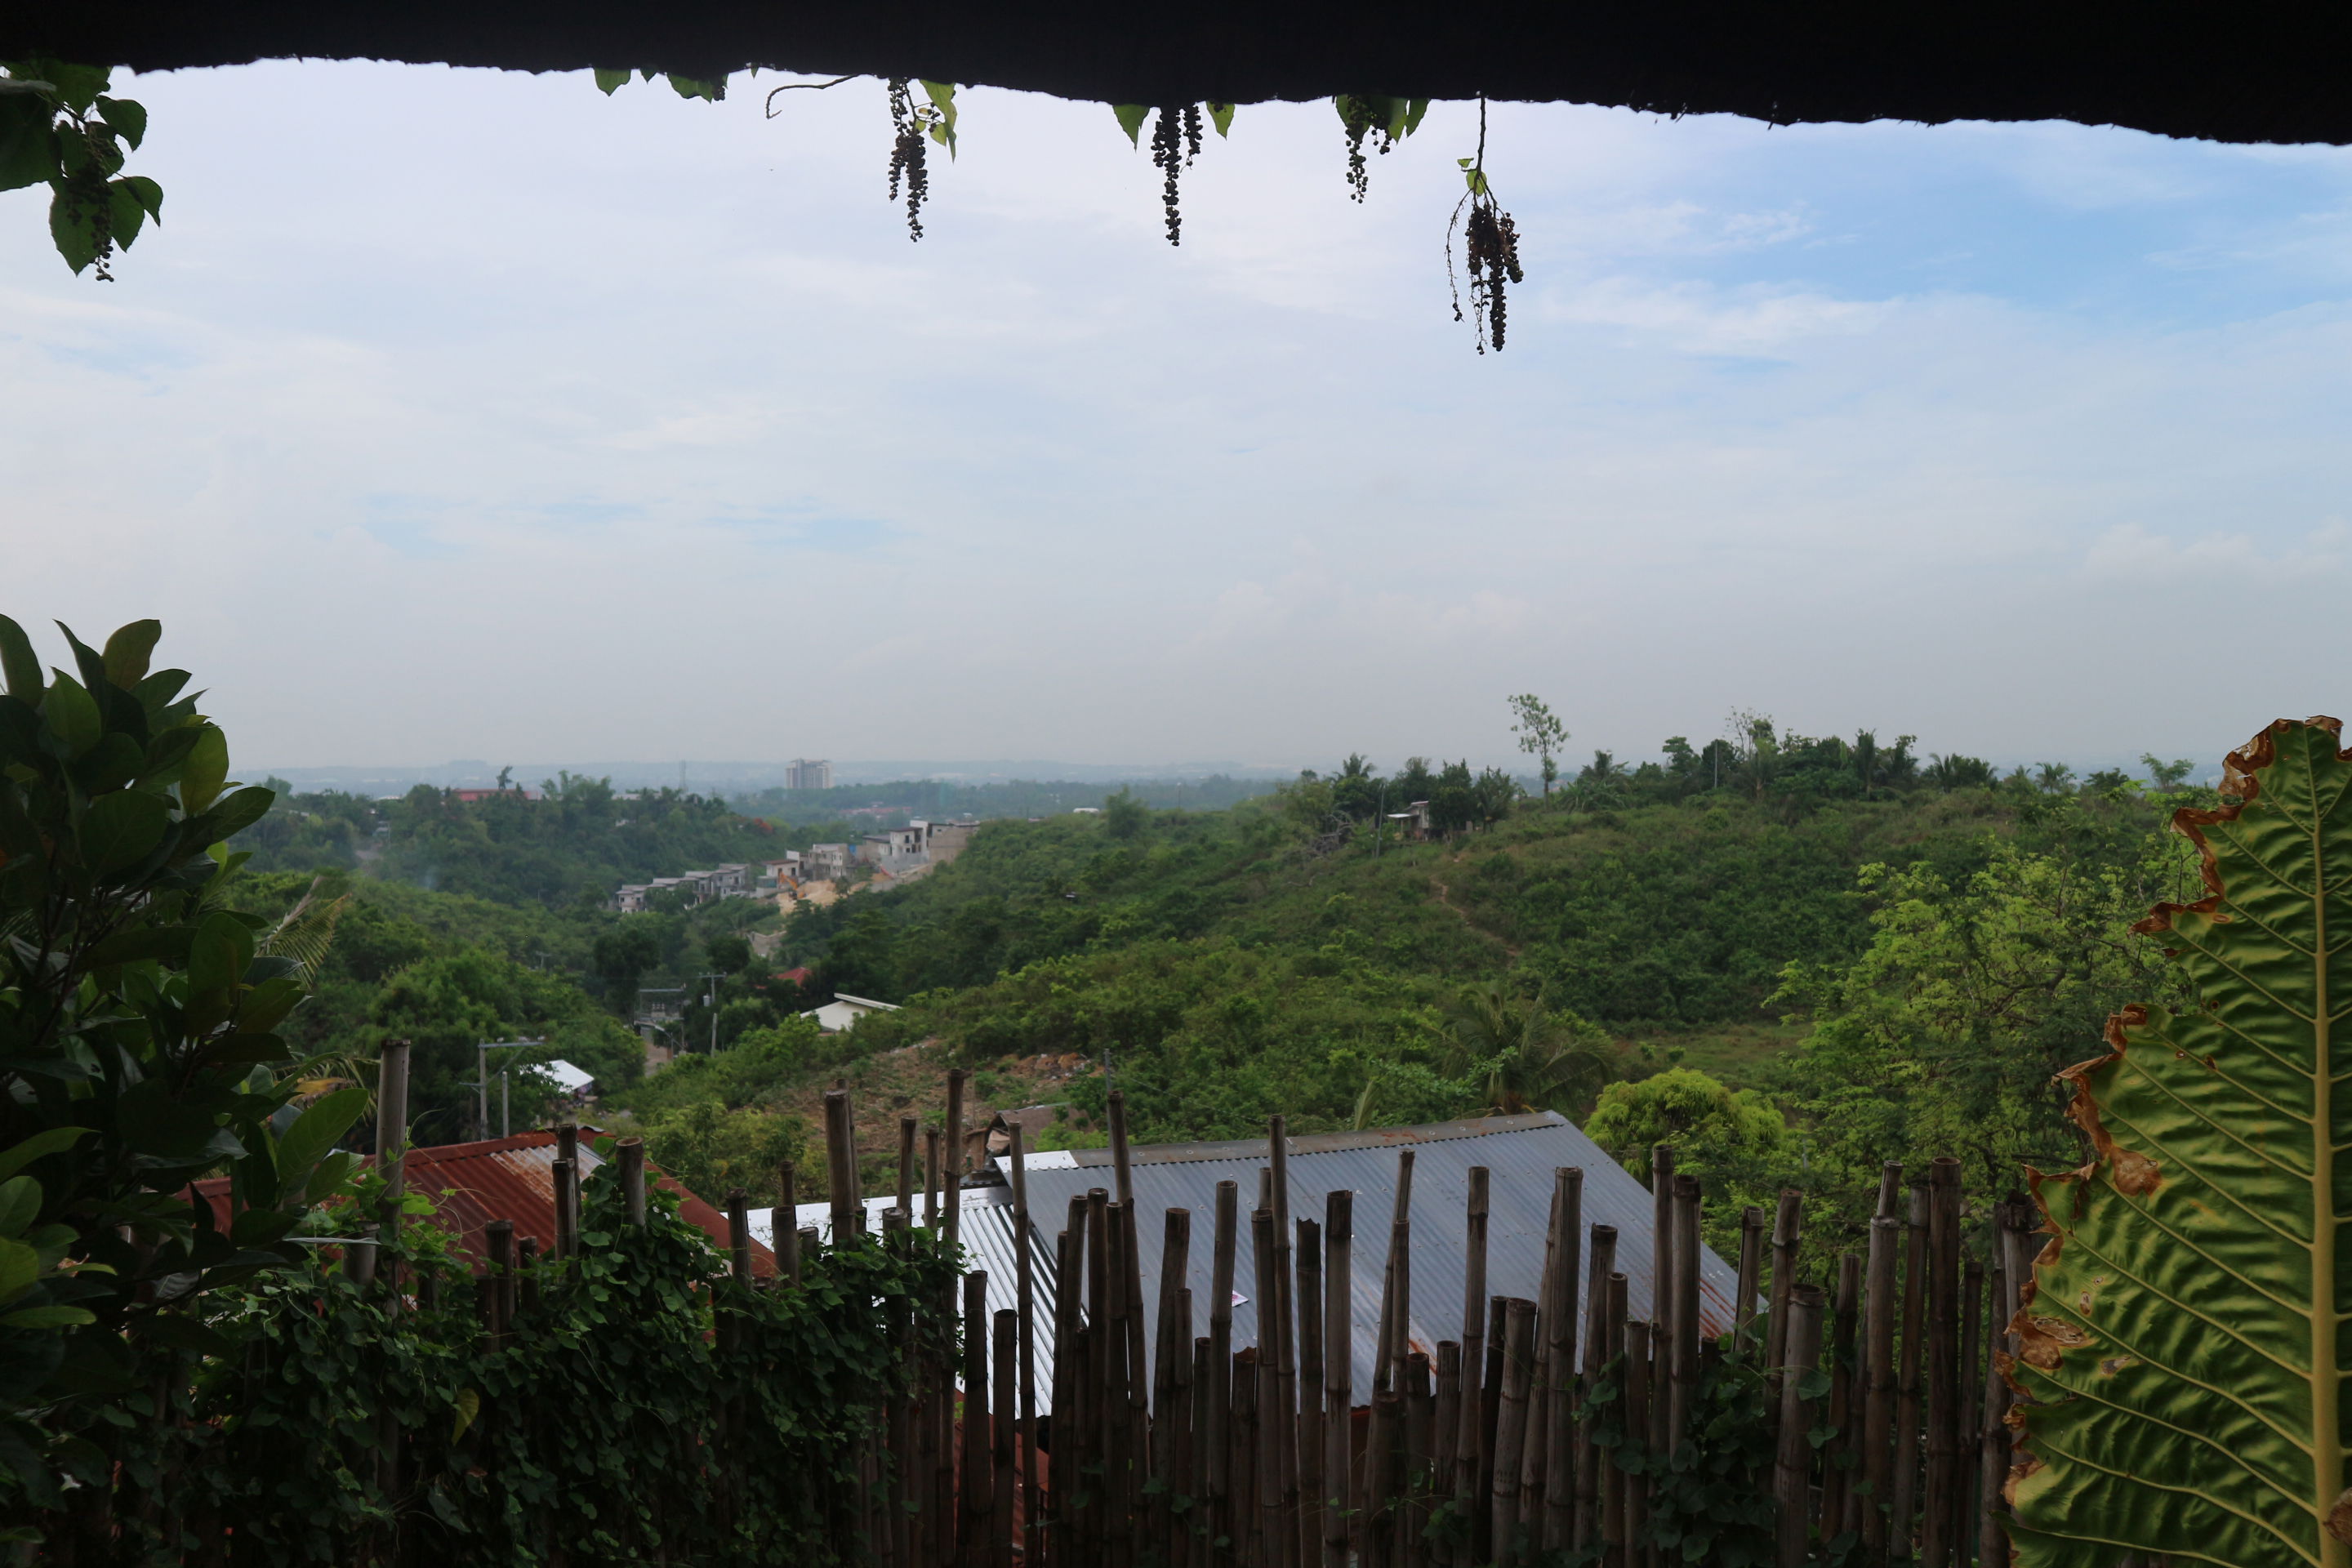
[608,817,983,914]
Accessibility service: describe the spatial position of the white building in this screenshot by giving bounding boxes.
[800,992,900,1032]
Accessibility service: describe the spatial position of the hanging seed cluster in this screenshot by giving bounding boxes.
[1461,198,1523,352]
[886,78,931,241]
[1150,105,1205,245]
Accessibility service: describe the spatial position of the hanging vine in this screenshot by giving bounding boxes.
[884,78,958,241]
[1446,97,1525,353]
[1,60,163,281]
[1334,94,1430,202]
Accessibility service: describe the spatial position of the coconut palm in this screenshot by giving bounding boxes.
[1441,980,1619,1115]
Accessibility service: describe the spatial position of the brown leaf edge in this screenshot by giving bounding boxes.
[2000,716,2351,1546]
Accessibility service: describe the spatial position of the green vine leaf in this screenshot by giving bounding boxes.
[666,74,724,102]
[1208,101,1234,138]
[592,69,631,96]
[2008,717,2352,1568]
[920,81,957,157]
[1113,104,1149,147]
[93,94,144,149]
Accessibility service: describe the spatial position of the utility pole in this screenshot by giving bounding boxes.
[696,971,727,1054]
[474,1038,549,1141]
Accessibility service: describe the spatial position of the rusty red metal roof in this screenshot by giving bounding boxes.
[193,1129,775,1277]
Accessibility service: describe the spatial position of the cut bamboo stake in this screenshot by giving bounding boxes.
[1389,1151,1418,1391]
[1822,1251,1860,1539]
[1735,1206,1766,1350]
[1541,1169,1584,1554]
[1490,1298,1536,1566]
[1773,1284,1827,1568]
[1105,1200,1136,1568]
[1432,1340,1461,1568]
[1297,1217,1327,1568]
[1322,1190,1355,1568]
[1891,1183,1929,1557]
[1766,1188,1802,1385]
[825,1090,858,1241]
[1454,1163,1492,1566]
[1253,1209,1284,1566]
[1573,1226,1619,1552]
[1120,1199,1152,1543]
[617,1136,648,1228]
[994,1309,1018,1568]
[1599,1275,1627,1568]
[1956,1255,1984,1565]
[944,1071,967,1254]
[924,1126,942,1227]
[898,1114,918,1216]
[963,1270,993,1554]
[1668,1173,1701,1450]
[1191,1332,1214,1568]
[1649,1146,1675,1370]
[1170,1290,1197,1568]
[1237,1347,1264,1567]
[1622,1319,1652,1568]
[1209,1179,1240,1559]
[1108,1088,1135,1207]
[1403,1350,1434,1568]
[1521,1178,1561,1544]
[1862,1215,1899,1559]
[1009,1125,1040,1568]
[1049,1225,1082,1567]
[1922,1158,1962,1568]
[1270,1116,1300,1568]
[485,1219,514,1348]
[726,1187,753,1284]
[883,1207,913,1568]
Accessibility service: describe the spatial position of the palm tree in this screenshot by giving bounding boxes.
[1441,981,1619,1114]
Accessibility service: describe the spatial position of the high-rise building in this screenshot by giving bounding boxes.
[787,758,833,791]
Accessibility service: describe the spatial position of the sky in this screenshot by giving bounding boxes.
[7,62,2352,778]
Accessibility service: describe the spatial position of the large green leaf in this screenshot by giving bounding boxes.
[2009,717,2352,1568]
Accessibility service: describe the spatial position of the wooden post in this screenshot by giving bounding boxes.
[1892,1183,1929,1558]
[486,1219,514,1348]
[1432,1340,1461,1568]
[1956,1255,1984,1566]
[1822,1251,1860,1540]
[1170,1290,1198,1568]
[1648,1147,1674,1374]
[1454,1164,1491,1566]
[1386,1151,1417,1391]
[374,1039,410,1304]
[884,1206,914,1568]
[1862,1215,1899,1560]
[1268,1119,1301,1568]
[613,1136,647,1228]
[1155,1205,1193,1559]
[1765,1188,1802,1385]
[962,1269,995,1556]
[1322,1190,1354,1568]
[1297,1217,1327,1568]
[1774,1284,1827,1568]
[551,1157,578,1262]
[1121,1200,1152,1539]
[1573,1225,1619,1552]
[1250,1208,1283,1568]
[825,1089,858,1242]
[993,1309,1018,1568]
[1667,1173,1701,1450]
[1209,1179,1239,1559]
[1542,1169,1583,1555]
[726,1187,753,1284]
[775,1161,801,1285]
[898,1114,919,1217]
[1049,1225,1081,1568]
[924,1126,942,1227]
[1922,1159,1962,1568]
[1735,1206,1766,1351]
[1191,1332,1214,1568]
[1490,1298,1536,1566]
[1622,1318,1651,1568]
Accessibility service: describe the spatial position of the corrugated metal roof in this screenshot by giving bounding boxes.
[192,1129,773,1277]
[1012,1111,1739,1396]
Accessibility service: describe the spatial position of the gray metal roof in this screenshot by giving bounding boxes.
[1010,1111,1740,1397]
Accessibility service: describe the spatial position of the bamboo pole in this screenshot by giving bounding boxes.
[1085,1190,1112,1568]
[1403,1350,1434,1568]
[1170,1291,1197,1568]
[898,1114,918,1217]
[617,1136,648,1228]
[1622,1319,1651,1568]
[1297,1218,1327,1568]
[1490,1298,1536,1565]
[552,1156,578,1263]
[1254,1209,1284,1566]
[1105,1201,1136,1568]
[884,1207,913,1568]
[1957,1256,1984,1566]
[1649,1146,1675,1366]
[1863,1215,1899,1561]
[944,1071,966,1254]
[1891,1183,1929,1559]
[825,1090,858,1241]
[1453,1165,1490,1567]
[1599,1275,1627,1568]
[1209,1179,1240,1561]
[1774,1285,1827,1568]
[1766,1188,1802,1385]
[1542,1169,1584,1555]
[1322,1190,1354,1568]
[726,1187,753,1284]
[1269,1116,1301,1568]
[1236,1347,1263,1567]
[1108,1088,1135,1206]
[964,1270,994,1556]
[1922,1159,1962,1568]
[1192,1332,1214,1568]
[994,1309,1018,1568]
[1389,1152,1417,1391]
[1049,1224,1082,1568]
[1518,1180,1559,1548]
[924,1126,942,1227]
[1735,1207,1766,1350]
[485,1218,514,1348]
[1823,1251,1860,1540]
[1367,1254,1400,1565]
[1573,1226,1619,1552]
[1667,1174,1701,1450]
[1432,1340,1461,1568]
[1120,1199,1152,1544]
[1009,1125,1040,1568]
[1157,1205,1194,1561]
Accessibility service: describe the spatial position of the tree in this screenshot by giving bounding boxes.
[1584,1067,1784,1174]
[1102,787,1147,842]
[1508,693,1567,796]
[1440,980,1619,1114]
[2140,752,2195,791]
[593,921,662,1014]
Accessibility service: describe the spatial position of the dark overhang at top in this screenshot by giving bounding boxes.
[10,0,2352,147]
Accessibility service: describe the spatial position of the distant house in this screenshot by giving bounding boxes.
[612,884,651,913]
[914,818,980,865]
[450,786,537,804]
[800,993,901,1033]
[803,843,853,880]
[860,826,924,863]
[787,758,833,791]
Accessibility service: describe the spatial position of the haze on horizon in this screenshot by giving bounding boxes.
[7,62,2352,777]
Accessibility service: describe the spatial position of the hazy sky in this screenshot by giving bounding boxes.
[7,63,2352,776]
